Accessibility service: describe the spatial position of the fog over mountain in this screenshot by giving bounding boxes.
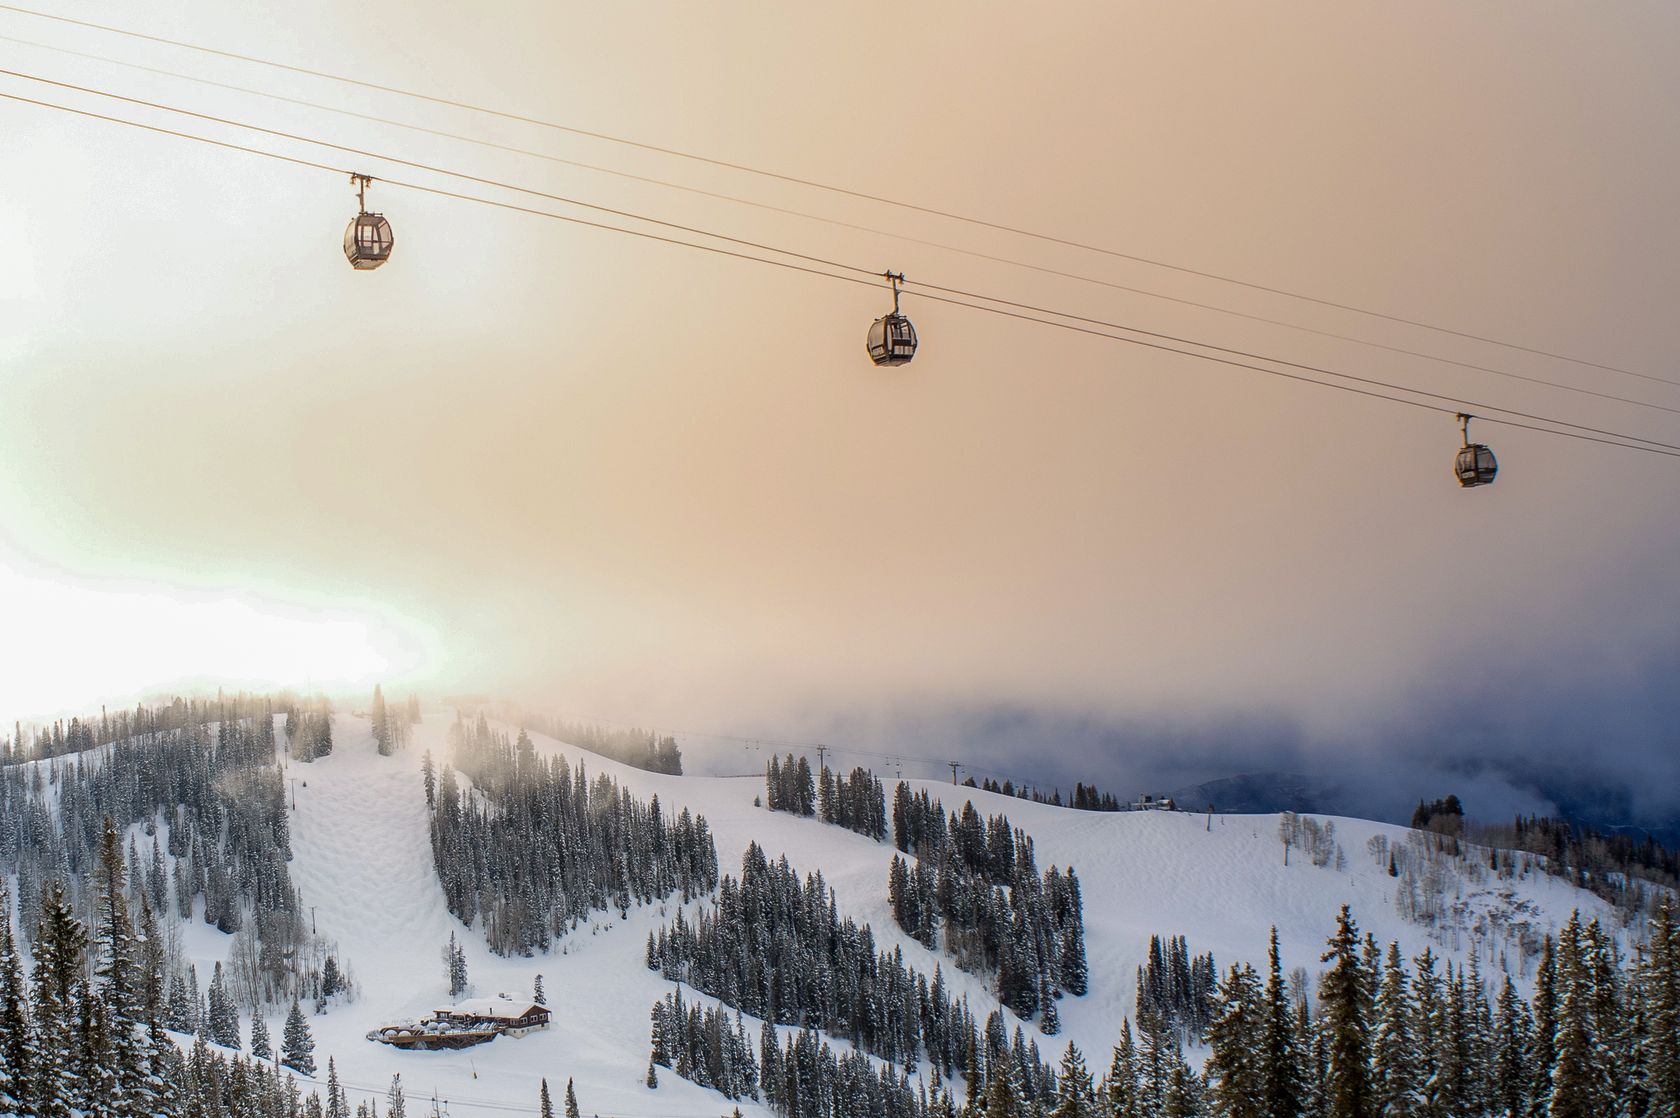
[5,1,1678,846]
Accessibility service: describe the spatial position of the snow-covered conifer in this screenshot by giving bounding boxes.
[281,998,314,1075]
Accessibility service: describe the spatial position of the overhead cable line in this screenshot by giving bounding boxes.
[904,278,1680,454]
[0,66,880,282]
[1,1,1671,392]
[6,63,1672,449]
[3,86,1678,463]
[5,34,1677,420]
[503,706,1069,795]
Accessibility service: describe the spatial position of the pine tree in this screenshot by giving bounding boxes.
[984,1052,1026,1118]
[1646,901,1679,1118]
[1492,973,1530,1118]
[646,1060,658,1089]
[0,888,31,1116]
[1371,942,1420,1118]
[208,961,241,1047]
[1206,962,1265,1118]
[326,1058,348,1118]
[1060,910,1089,997]
[1039,983,1061,1035]
[564,1077,580,1118]
[1260,927,1302,1118]
[1412,947,1444,1116]
[444,932,468,998]
[387,1074,407,1118]
[94,819,150,1113]
[539,1079,554,1118]
[1548,912,1602,1118]
[1318,904,1374,1118]
[372,684,392,756]
[32,880,86,1118]
[251,1014,273,1061]
[534,974,546,1006]
[1107,1019,1141,1118]
[1164,1060,1201,1118]
[1527,934,1558,1118]
[282,998,315,1075]
[1052,1042,1097,1118]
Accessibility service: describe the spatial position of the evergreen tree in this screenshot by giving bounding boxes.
[93,819,150,1113]
[1318,904,1374,1118]
[564,1077,580,1118]
[282,998,315,1074]
[1527,935,1558,1118]
[1647,901,1679,1118]
[534,973,546,1006]
[251,1013,273,1061]
[321,955,343,999]
[1548,913,1602,1118]
[1260,927,1302,1118]
[372,685,392,756]
[1492,973,1530,1118]
[1164,1060,1201,1118]
[444,932,468,998]
[31,881,86,1118]
[1060,909,1089,997]
[0,888,30,1116]
[388,1074,407,1118]
[208,961,241,1047]
[326,1057,348,1118]
[1107,1019,1141,1118]
[984,1052,1026,1118]
[1051,1042,1098,1118]
[539,1079,554,1118]
[1205,963,1264,1118]
[1371,942,1420,1118]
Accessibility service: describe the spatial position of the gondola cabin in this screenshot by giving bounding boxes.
[1453,414,1497,488]
[344,212,394,270]
[867,313,918,366]
[1454,442,1498,488]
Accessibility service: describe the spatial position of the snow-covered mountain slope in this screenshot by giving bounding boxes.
[201,712,1644,1118]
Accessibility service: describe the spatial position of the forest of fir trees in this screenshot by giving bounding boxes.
[762,760,1089,1026]
[0,700,349,1010]
[426,714,718,955]
[764,754,889,841]
[0,821,354,1118]
[890,785,1089,1023]
[649,839,1081,1118]
[652,900,1679,1118]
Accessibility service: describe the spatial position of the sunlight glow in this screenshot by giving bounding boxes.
[0,563,430,722]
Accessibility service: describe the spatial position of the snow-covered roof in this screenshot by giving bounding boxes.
[437,996,547,1020]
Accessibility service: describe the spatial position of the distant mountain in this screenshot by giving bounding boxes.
[1171,764,1680,848]
[1476,758,1680,847]
[1167,771,1349,817]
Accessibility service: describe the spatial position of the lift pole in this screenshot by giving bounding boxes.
[949,761,959,785]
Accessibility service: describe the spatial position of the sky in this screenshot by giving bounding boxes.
[2,2,1679,825]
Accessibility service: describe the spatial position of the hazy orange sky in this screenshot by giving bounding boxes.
[3,2,1679,812]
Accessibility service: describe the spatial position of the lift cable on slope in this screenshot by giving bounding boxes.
[5,34,1677,419]
[498,703,1056,788]
[0,0,1673,393]
[4,85,1680,464]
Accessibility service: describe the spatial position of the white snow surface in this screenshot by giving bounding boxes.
[178,712,1637,1118]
